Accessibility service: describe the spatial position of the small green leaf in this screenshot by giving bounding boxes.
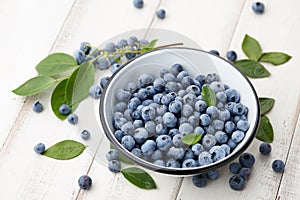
[242,34,263,61]
[182,133,202,145]
[42,140,86,160]
[148,39,158,48]
[36,53,78,76]
[121,167,157,189]
[66,62,95,106]
[234,59,271,78]
[12,75,55,96]
[201,86,217,106]
[256,115,274,143]
[141,39,158,53]
[259,97,275,115]
[65,67,79,106]
[259,52,292,66]
[51,79,69,120]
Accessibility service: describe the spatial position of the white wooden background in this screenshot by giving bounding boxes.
[1,0,300,199]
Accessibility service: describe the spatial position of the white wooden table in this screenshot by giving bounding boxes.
[1,0,300,199]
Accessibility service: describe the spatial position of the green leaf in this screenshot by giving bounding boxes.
[259,52,292,66]
[66,62,95,106]
[182,133,202,145]
[259,97,275,115]
[36,53,78,76]
[12,75,55,96]
[234,59,271,78]
[121,167,157,189]
[149,39,158,48]
[51,79,69,120]
[141,39,158,53]
[42,140,86,160]
[242,34,263,61]
[256,115,274,143]
[201,86,217,106]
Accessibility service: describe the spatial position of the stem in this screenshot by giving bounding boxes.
[154,42,184,49]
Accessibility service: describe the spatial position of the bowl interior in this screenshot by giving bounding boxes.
[100,47,260,176]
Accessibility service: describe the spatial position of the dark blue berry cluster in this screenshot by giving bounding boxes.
[111,64,250,169]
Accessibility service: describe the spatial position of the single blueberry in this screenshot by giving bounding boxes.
[108,160,121,173]
[166,159,181,168]
[206,170,220,180]
[104,42,116,52]
[259,142,272,155]
[221,144,231,156]
[215,131,229,144]
[191,143,204,156]
[81,130,90,140]
[202,134,217,150]
[133,0,143,8]
[95,57,109,70]
[212,119,225,131]
[78,175,92,190]
[177,71,189,82]
[206,73,219,83]
[121,122,135,135]
[229,175,244,190]
[224,121,236,134]
[89,85,102,99]
[239,152,255,168]
[179,123,194,135]
[111,63,122,74]
[199,114,211,126]
[272,159,285,173]
[116,39,128,48]
[209,82,225,93]
[121,135,135,151]
[32,101,43,113]
[59,104,71,115]
[167,147,185,161]
[239,168,252,180]
[192,174,208,187]
[141,140,156,156]
[131,148,142,158]
[34,143,45,154]
[80,42,91,55]
[209,146,226,162]
[100,76,110,89]
[156,9,166,19]
[169,100,183,114]
[236,120,250,132]
[127,36,138,47]
[133,127,149,144]
[182,159,197,168]
[225,88,240,103]
[151,150,163,160]
[226,50,237,62]
[195,100,207,113]
[206,106,219,119]
[182,104,194,117]
[252,2,265,14]
[163,112,178,128]
[73,50,85,65]
[172,134,185,147]
[198,151,213,166]
[231,130,245,143]
[229,162,242,174]
[170,63,183,76]
[68,113,78,125]
[106,149,119,161]
[209,50,220,56]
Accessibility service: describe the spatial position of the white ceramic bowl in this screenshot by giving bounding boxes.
[99,47,260,176]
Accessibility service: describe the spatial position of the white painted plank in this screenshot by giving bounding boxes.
[0,0,76,146]
[177,0,300,199]
[0,0,162,199]
[150,0,246,55]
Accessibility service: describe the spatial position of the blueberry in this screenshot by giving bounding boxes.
[183,93,197,107]
[237,120,250,132]
[206,73,219,83]
[78,175,92,190]
[209,50,220,56]
[239,168,252,180]
[188,116,199,127]
[229,162,242,174]
[227,139,237,149]
[215,131,229,144]
[194,127,205,135]
[181,76,194,89]
[179,117,188,125]
[186,85,201,96]
[169,128,180,137]
[145,121,156,135]
[182,104,194,117]
[204,126,215,135]
[168,147,185,161]
[259,142,272,155]
[172,134,185,147]
[59,104,70,115]
[202,134,217,150]
[106,149,119,161]
[133,120,144,128]
[163,73,176,82]
[233,103,246,116]
[272,159,285,173]
[229,175,244,190]
[131,148,142,158]
[182,159,197,168]
[216,91,227,103]
[100,76,110,89]
[133,127,149,144]
[114,130,125,141]
[156,135,173,151]
[231,130,245,143]
[195,100,207,113]
[133,0,143,8]
[209,146,226,162]
[153,78,166,92]
[121,135,135,151]
[239,152,255,168]
[170,63,183,76]
[218,109,231,121]
[163,112,178,128]
[160,68,170,78]
[113,117,127,129]
[221,144,231,156]
[110,63,121,74]
[105,42,116,52]
[166,159,181,168]
[139,39,149,45]
[125,52,136,60]
[199,114,211,126]
[225,102,237,114]
[34,143,45,154]
[73,50,85,65]
[80,42,91,55]
[206,170,219,180]
[206,106,219,118]
[225,88,240,103]
[108,160,121,173]
[209,82,225,93]
[81,130,90,140]
[128,97,142,110]
[141,140,156,156]
[151,150,163,161]
[195,74,207,85]
[121,108,132,119]
[89,84,102,99]
[155,123,168,135]
[153,93,164,104]
[115,89,131,102]
[224,121,236,134]
[169,100,183,114]
[198,151,213,166]
[138,73,155,88]
[141,106,156,121]
[116,39,128,48]
[252,2,265,14]
[127,36,138,47]
[154,160,165,166]
[32,101,43,113]
[68,113,78,125]
[212,119,224,131]
[95,57,109,70]
[226,50,237,62]
[177,71,189,82]
[192,174,208,187]
[121,122,135,135]
[179,123,194,135]
[156,9,166,19]
[191,143,204,156]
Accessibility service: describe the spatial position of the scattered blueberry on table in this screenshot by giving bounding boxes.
[133,0,144,9]
[252,2,265,14]
[226,50,237,62]
[156,9,166,19]
[272,159,285,173]
[81,130,91,140]
[34,143,45,154]
[259,142,272,155]
[32,101,43,113]
[229,175,245,190]
[209,50,220,56]
[59,104,71,115]
[78,175,92,190]
[68,113,79,125]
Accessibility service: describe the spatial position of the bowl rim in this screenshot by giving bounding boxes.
[99,47,260,176]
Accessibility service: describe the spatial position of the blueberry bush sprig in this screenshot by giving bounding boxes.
[12,38,183,120]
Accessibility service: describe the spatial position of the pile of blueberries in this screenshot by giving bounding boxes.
[110,63,250,170]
